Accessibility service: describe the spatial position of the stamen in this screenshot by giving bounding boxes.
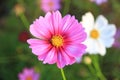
[51,35,64,47]
[90,29,99,39]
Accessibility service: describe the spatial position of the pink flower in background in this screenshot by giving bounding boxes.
[27,11,87,68]
[18,68,40,80]
[113,28,120,48]
[41,0,61,13]
[90,0,108,5]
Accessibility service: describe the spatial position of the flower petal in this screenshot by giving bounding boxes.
[99,24,116,48]
[61,15,75,33]
[100,24,116,38]
[33,73,40,80]
[30,11,62,39]
[95,15,108,30]
[81,12,95,32]
[27,39,51,56]
[29,24,42,38]
[43,47,57,64]
[85,38,106,56]
[65,44,86,58]
[61,15,87,44]
[30,17,51,39]
[51,10,62,34]
[100,37,115,48]
[56,48,76,68]
[56,51,66,68]
[41,0,61,13]
[64,23,87,44]
[97,39,106,56]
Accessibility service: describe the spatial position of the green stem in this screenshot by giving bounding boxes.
[63,0,71,16]
[19,13,29,29]
[92,55,106,80]
[60,68,67,80]
[87,64,95,74]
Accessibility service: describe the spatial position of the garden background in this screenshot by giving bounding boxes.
[0,0,120,80]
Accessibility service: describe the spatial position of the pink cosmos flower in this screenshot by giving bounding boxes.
[18,68,40,80]
[41,0,61,13]
[27,11,87,68]
[90,0,108,5]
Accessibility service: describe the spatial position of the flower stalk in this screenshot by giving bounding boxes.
[19,13,29,29]
[60,68,67,80]
[92,55,106,80]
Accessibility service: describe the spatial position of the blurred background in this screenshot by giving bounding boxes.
[0,0,120,80]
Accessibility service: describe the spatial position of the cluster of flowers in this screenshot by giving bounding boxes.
[18,0,120,80]
[27,0,116,68]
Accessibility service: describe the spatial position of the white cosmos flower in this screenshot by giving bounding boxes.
[81,12,116,56]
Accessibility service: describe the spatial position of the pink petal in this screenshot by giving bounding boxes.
[44,12,54,34]
[29,24,42,38]
[23,68,34,76]
[61,15,75,33]
[61,15,87,43]
[56,51,66,68]
[35,17,51,38]
[18,73,25,80]
[51,10,62,34]
[30,15,55,39]
[56,48,76,68]
[43,47,57,64]
[65,44,86,58]
[33,73,40,80]
[64,25,86,44]
[41,0,61,13]
[38,53,48,61]
[27,39,52,56]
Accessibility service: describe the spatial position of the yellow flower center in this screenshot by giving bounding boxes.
[51,35,64,47]
[26,76,32,80]
[90,29,99,39]
[48,1,54,7]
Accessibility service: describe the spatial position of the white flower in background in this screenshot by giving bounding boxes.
[81,12,116,56]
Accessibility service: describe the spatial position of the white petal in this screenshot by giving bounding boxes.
[100,37,115,48]
[97,40,106,56]
[100,24,116,38]
[95,15,108,30]
[84,38,106,56]
[84,38,99,54]
[81,12,95,32]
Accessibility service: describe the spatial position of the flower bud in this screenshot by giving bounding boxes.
[14,4,25,16]
[83,56,92,65]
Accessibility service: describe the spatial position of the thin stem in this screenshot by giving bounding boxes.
[87,64,95,74]
[92,55,106,80]
[60,68,67,80]
[19,13,29,29]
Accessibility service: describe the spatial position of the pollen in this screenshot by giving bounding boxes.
[51,35,64,47]
[90,29,99,39]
